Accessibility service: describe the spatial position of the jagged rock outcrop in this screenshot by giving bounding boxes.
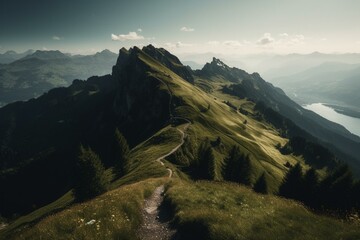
[198,57,250,83]
[142,45,194,84]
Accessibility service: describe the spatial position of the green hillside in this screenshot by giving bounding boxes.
[1,45,360,239]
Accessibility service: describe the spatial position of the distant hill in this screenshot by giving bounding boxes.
[22,50,70,60]
[258,52,360,79]
[0,50,34,64]
[271,62,360,111]
[0,49,118,107]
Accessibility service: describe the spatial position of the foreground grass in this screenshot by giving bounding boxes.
[0,191,73,238]
[4,178,165,240]
[165,180,360,240]
[1,123,183,239]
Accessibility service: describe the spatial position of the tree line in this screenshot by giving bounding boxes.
[279,163,360,216]
[198,141,359,216]
[194,142,269,194]
[73,128,130,201]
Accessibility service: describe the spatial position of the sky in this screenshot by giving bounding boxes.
[1,0,360,55]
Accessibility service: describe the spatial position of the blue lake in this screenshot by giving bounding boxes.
[303,103,360,137]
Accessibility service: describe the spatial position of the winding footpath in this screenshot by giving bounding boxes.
[137,185,176,240]
[137,124,189,240]
[138,76,191,240]
[155,123,190,178]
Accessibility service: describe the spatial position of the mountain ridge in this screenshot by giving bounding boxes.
[1,45,360,239]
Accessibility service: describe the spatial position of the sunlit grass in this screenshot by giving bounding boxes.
[8,178,166,240]
[165,180,360,240]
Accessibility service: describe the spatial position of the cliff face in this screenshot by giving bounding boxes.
[142,45,194,84]
[112,47,171,141]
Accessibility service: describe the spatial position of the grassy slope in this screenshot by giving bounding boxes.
[10,178,166,240]
[0,124,181,238]
[2,49,355,238]
[166,180,360,240]
[139,51,303,191]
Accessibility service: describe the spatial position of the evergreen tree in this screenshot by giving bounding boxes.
[73,145,109,201]
[329,166,354,211]
[223,145,242,181]
[197,139,215,180]
[318,164,354,211]
[207,149,216,180]
[278,163,303,200]
[223,145,252,186]
[302,167,319,208]
[114,128,130,177]
[238,154,252,186]
[351,181,360,211]
[253,172,268,194]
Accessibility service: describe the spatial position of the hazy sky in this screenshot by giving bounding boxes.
[1,0,360,55]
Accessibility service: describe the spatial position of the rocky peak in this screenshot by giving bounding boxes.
[211,57,227,68]
[200,57,229,75]
[141,45,194,84]
[96,49,116,56]
[198,57,252,83]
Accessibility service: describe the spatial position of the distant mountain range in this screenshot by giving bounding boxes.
[271,62,360,112]
[0,49,118,107]
[0,50,35,64]
[258,52,360,79]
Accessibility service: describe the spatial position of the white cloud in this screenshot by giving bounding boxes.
[177,42,192,47]
[52,36,61,41]
[207,41,220,46]
[164,41,193,48]
[257,33,274,45]
[111,32,144,41]
[223,40,243,48]
[290,34,305,44]
[180,26,195,32]
[137,28,142,32]
[257,33,305,47]
[164,42,176,48]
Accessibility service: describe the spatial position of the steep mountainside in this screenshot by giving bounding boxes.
[0,50,118,107]
[1,46,360,239]
[194,58,360,174]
